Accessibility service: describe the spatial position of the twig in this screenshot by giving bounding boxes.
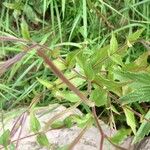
[92,107,105,150]
[15,113,27,150]
[68,124,90,150]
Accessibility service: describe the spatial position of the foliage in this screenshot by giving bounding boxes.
[0,0,150,149]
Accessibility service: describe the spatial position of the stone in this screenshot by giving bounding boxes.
[0,104,146,150]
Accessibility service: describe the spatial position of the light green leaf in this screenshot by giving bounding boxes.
[62,0,66,19]
[110,128,131,144]
[121,86,150,104]
[54,91,80,103]
[110,105,120,115]
[66,50,79,68]
[9,143,15,150]
[76,52,95,80]
[123,107,136,134]
[36,133,49,147]
[83,0,87,39]
[51,120,64,129]
[109,54,123,66]
[56,145,69,150]
[74,114,93,128]
[64,116,76,128]
[0,129,10,147]
[83,60,95,80]
[37,78,53,89]
[114,70,150,87]
[90,87,107,107]
[109,32,118,56]
[3,2,24,10]
[94,75,123,96]
[21,18,30,40]
[24,5,39,22]
[133,109,150,143]
[90,45,109,68]
[127,28,144,43]
[30,112,41,132]
[53,59,66,71]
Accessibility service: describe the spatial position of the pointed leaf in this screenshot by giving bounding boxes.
[21,18,30,40]
[54,91,80,103]
[0,129,10,147]
[110,128,131,144]
[133,109,150,143]
[30,112,41,132]
[37,133,49,147]
[76,52,95,80]
[109,32,118,56]
[123,107,136,134]
[51,120,64,129]
[37,78,53,89]
[121,86,150,104]
[127,28,144,43]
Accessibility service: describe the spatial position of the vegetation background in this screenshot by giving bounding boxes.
[0,0,150,149]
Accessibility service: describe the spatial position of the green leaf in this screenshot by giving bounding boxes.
[123,107,136,134]
[109,32,118,56]
[24,5,39,22]
[0,129,10,147]
[90,87,107,107]
[56,145,69,150]
[36,133,49,147]
[133,109,150,143]
[21,18,30,40]
[76,52,95,80]
[3,2,24,10]
[54,91,80,103]
[74,114,93,128]
[64,116,75,128]
[9,143,15,150]
[51,120,64,129]
[109,54,123,66]
[110,105,120,115]
[83,0,87,39]
[90,45,109,68]
[53,59,66,71]
[121,86,150,104]
[114,70,150,87]
[36,78,53,89]
[30,112,41,132]
[83,60,95,80]
[110,128,131,144]
[94,75,123,96]
[127,28,144,45]
[62,0,66,18]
